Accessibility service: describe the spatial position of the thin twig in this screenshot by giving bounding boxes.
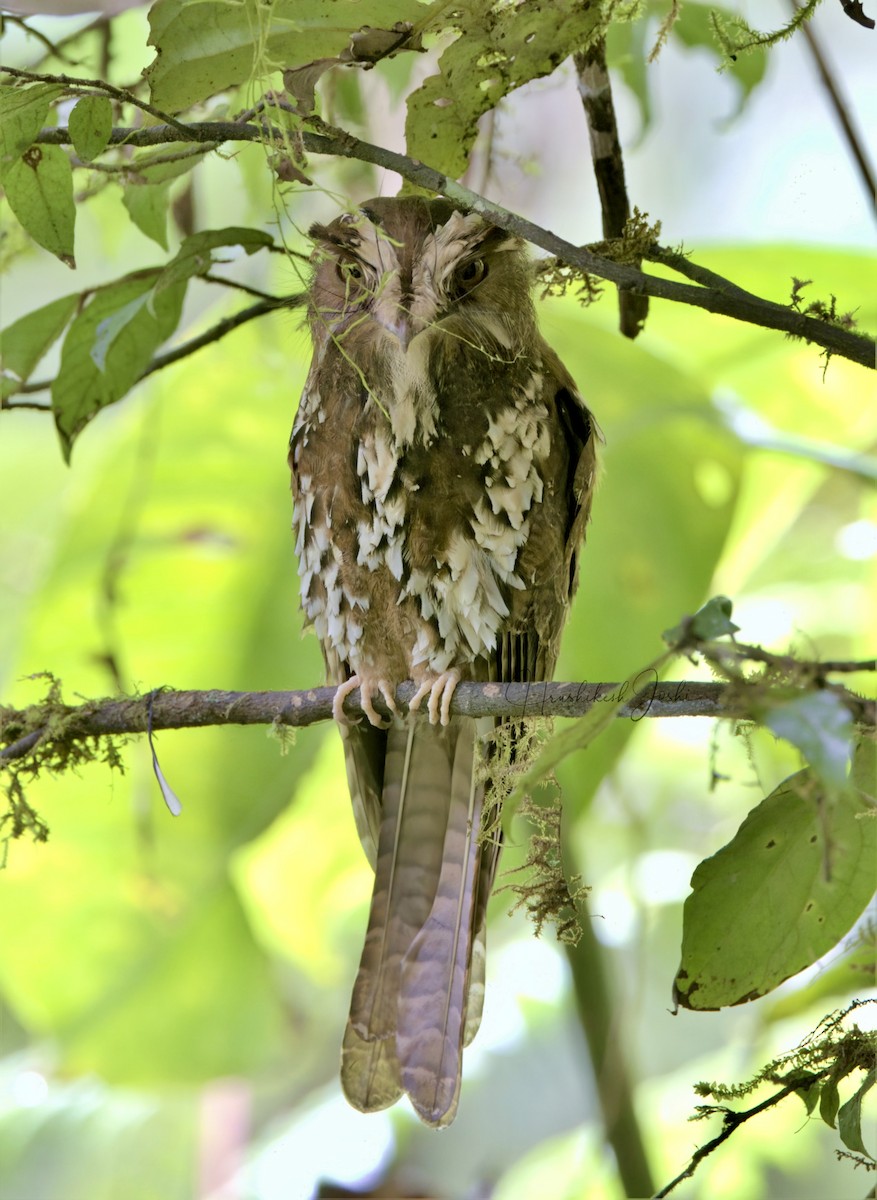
[139,295,304,380]
[2,15,74,62]
[0,64,195,140]
[653,1074,825,1197]
[201,273,284,302]
[1,396,52,410]
[792,0,877,205]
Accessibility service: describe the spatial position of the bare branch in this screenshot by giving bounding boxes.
[792,0,877,204]
[0,64,197,140]
[25,117,875,369]
[138,296,304,380]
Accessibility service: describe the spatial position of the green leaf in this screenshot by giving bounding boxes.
[837,1068,876,1158]
[674,4,769,122]
[0,293,79,382]
[674,770,877,1010]
[819,1075,840,1128]
[3,144,76,267]
[155,225,274,293]
[89,292,155,373]
[123,181,171,249]
[406,0,606,179]
[851,735,875,795]
[763,691,853,789]
[145,0,427,113]
[607,3,769,136]
[762,933,877,1024]
[52,272,185,459]
[663,594,739,645]
[0,83,62,180]
[67,95,114,162]
[788,1071,821,1116]
[134,145,206,184]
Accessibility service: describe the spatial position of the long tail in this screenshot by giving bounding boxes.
[341,716,489,1127]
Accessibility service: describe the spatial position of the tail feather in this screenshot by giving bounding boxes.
[396,720,482,1126]
[341,716,490,1126]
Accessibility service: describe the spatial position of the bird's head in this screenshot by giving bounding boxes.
[307,196,535,364]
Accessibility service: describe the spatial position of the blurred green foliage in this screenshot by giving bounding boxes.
[0,2,875,1198]
[2,239,873,1195]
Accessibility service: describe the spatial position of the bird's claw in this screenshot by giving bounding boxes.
[333,674,399,728]
[409,669,462,727]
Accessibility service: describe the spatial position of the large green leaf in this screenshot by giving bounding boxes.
[406,0,606,180]
[837,1068,876,1159]
[49,229,273,457]
[145,0,429,112]
[155,226,274,292]
[51,272,182,458]
[123,181,172,250]
[674,767,877,1010]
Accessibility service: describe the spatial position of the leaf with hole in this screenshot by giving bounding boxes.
[406,0,607,179]
[674,769,877,1010]
[0,83,63,180]
[3,144,76,267]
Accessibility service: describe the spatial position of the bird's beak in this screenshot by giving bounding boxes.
[378,313,414,352]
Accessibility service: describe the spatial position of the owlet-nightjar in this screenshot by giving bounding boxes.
[289,196,598,1127]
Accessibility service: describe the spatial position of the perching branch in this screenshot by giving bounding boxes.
[2,674,874,765]
[19,116,875,370]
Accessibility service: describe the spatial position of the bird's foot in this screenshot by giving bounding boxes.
[333,674,399,728]
[409,669,462,727]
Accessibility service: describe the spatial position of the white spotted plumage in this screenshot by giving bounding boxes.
[288,196,598,1128]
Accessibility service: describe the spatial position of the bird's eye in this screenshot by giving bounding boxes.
[453,257,488,295]
[337,259,364,284]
